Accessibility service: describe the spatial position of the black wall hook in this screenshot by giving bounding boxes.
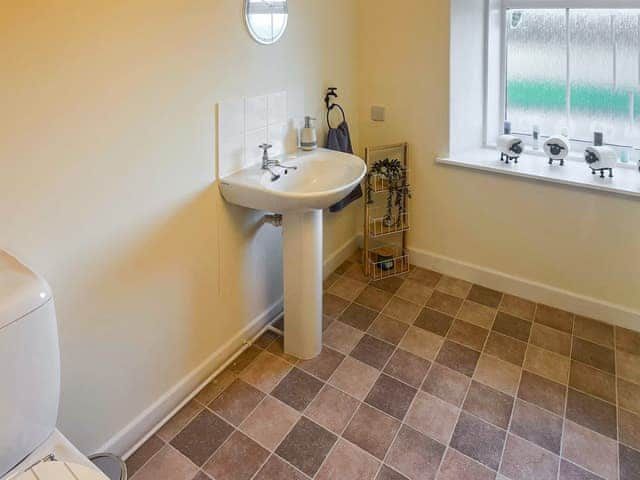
[325,87,346,129]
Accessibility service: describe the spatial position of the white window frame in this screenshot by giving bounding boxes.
[485,0,640,168]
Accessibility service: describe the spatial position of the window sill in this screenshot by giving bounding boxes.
[437,149,640,199]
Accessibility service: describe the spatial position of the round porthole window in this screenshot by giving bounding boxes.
[244,0,289,45]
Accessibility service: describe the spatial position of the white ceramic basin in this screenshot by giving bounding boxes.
[219,148,366,212]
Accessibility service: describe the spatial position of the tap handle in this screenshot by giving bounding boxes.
[259,143,273,153]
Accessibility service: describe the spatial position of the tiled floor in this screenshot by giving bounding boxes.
[127,253,640,480]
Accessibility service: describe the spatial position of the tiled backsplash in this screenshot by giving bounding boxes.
[217,90,304,178]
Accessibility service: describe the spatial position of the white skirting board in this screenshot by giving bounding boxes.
[408,246,640,332]
[98,235,360,459]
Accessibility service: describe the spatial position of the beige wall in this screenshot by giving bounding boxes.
[0,0,360,453]
[357,0,640,314]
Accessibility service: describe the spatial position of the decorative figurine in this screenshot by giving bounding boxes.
[585,132,616,178]
[544,134,570,166]
[497,121,523,164]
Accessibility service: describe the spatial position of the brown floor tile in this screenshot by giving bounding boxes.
[324,272,340,290]
[316,439,380,480]
[450,412,506,471]
[617,326,640,356]
[191,472,211,480]
[396,279,433,305]
[399,326,443,360]
[131,446,198,480]
[569,360,616,404]
[339,303,379,331]
[351,334,396,370]
[335,260,354,275]
[239,396,299,450]
[382,296,422,324]
[510,399,563,454]
[266,336,300,364]
[271,368,323,412]
[436,340,480,377]
[344,263,370,284]
[572,337,615,374]
[126,435,164,477]
[204,431,269,480]
[350,250,364,264]
[384,349,431,388]
[170,410,234,466]
[620,408,640,451]
[370,276,405,294]
[329,276,366,302]
[324,293,351,320]
[518,371,566,416]
[620,379,640,416]
[422,363,471,407]
[365,374,417,420]
[209,379,265,426]
[377,465,409,480]
[255,330,280,350]
[227,345,261,372]
[386,425,446,480]
[524,345,570,385]
[408,267,442,288]
[566,465,609,480]
[305,385,359,434]
[457,301,496,330]
[566,388,617,440]
[368,315,410,345]
[484,331,528,367]
[474,354,521,396]
[437,448,495,480]
[463,381,514,429]
[447,320,489,352]
[329,356,380,400]
[254,455,307,480]
[427,291,463,316]
[500,434,559,480]
[356,286,393,312]
[297,346,344,380]
[467,285,503,308]
[620,444,640,480]
[156,399,201,442]
[618,350,640,385]
[436,276,473,298]
[323,320,364,355]
[323,314,334,331]
[492,311,532,343]
[574,316,614,349]
[240,351,293,393]
[562,420,618,480]
[405,391,459,445]
[343,403,401,459]
[558,460,604,480]
[535,304,573,334]
[500,294,536,321]
[530,323,571,356]
[195,369,238,404]
[275,417,337,477]
[415,308,454,337]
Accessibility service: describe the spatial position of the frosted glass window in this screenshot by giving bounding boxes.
[505,8,640,149]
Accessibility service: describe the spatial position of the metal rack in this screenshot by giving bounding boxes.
[363,142,410,280]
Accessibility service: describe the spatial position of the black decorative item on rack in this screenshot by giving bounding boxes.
[366,158,411,228]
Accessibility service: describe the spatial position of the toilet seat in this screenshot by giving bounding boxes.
[13,461,105,480]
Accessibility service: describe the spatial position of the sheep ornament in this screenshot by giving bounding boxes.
[585,146,617,178]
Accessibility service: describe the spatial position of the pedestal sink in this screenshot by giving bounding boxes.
[220,148,367,359]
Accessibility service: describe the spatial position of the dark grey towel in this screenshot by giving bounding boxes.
[328,121,363,212]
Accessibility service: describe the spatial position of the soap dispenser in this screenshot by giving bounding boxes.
[300,116,317,151]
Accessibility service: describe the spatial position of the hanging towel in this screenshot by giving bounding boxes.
[328,121,363,212]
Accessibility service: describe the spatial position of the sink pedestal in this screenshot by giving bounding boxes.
[282,209,323,360]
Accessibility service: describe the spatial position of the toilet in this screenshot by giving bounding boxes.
[0,251,109,480]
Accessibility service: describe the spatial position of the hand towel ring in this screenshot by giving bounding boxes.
[327,103,347,130]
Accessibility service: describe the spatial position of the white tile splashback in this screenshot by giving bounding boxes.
[218,91,302,178]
